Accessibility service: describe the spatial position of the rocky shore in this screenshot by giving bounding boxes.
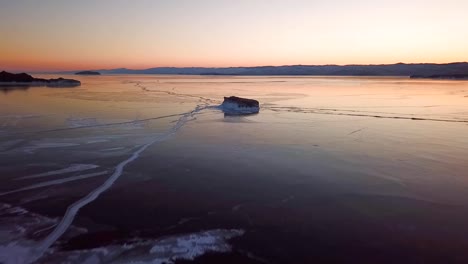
[0,71,81,87]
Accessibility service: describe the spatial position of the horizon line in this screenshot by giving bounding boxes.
[4,61,468,74]
[35,61,468,73]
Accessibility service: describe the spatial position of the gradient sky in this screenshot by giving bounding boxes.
[1,0,468,71]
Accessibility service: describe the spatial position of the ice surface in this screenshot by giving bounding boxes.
[66,117,99,128]
[2,76,468,263]
[147,229,244,263]
[27,104,210,263]
[1,171,108,196]
[0,139,24,151]
[0,242,35,264]
[18,164,100,180]
[40,229,244,264]
[0,204,243,264]
[0,203,86,264]
[23,142,80,154]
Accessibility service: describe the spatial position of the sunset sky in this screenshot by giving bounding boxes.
[1,0,468,72]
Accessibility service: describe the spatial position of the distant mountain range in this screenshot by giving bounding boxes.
[63,62,468,77]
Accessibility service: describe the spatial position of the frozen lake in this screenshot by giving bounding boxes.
[1,75,468,263]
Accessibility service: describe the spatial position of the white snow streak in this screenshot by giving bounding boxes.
[0,171,108,196]
[18,164,100,180]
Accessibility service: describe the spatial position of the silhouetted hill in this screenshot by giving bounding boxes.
[0,71,39,82]
[75,71,100,75]
[79,62,468,76]
[410,73,468,79]
[0,71,81,87]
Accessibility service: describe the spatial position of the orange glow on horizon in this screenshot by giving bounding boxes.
[3,57,468,73]
[1,0,468,72]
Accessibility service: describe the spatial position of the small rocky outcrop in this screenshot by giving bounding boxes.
[0,71,81,87]
[221,96,260,115]
[46,77,81,87]
[75,71,101,75]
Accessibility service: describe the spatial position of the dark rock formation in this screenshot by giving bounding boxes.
[221,96,260,115]
[0,71,81,87]
[46,77,81,87]
[0,71,39,82]
[223,96,259,108]
[75,71,101,75]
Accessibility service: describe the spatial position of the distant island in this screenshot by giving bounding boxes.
[70,62,468,77]
[0,71,81,87]
[75,71,101,75]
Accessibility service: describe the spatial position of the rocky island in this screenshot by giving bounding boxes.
[75,71,101,75]
[0,71,81,87]
[221,96,260,115]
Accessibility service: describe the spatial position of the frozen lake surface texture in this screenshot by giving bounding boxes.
[1,75,468,263]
